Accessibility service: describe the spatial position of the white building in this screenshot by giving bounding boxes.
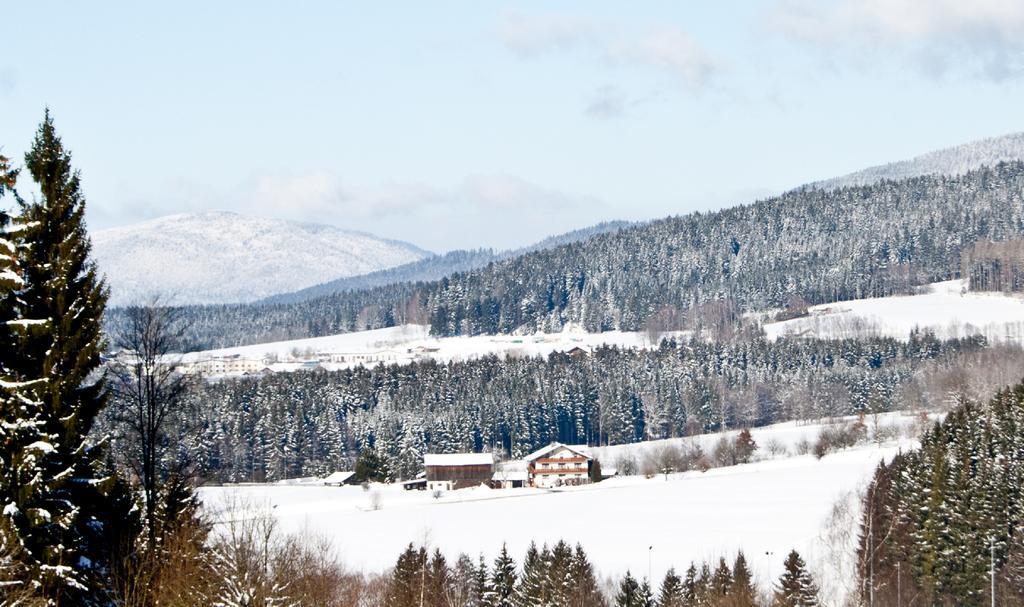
[524,443,592,488]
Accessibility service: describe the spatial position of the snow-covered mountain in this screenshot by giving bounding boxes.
[92,212,430,306]
[805,131,1024,190]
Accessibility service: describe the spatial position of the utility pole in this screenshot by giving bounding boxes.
[896,562,901,607]
[648,545,653,585]
[991,536,996,607]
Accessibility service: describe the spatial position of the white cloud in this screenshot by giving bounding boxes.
[609,26,718,88]
[499,12,600,57]
[585,85,627,119]
[498,12,720,90]
[247,172,599,221]
[770,0,1024,80]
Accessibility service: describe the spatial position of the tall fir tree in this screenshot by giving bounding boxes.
[773,550,819,607]
[656,567,684,607]
[615,571,643,607]
[568,544,607,607]
[486,543,517,607]
[3,112,123,602]
[710,556,733,598]
[730,551,758,607]
[681,563,700,605]
[0,151,46,597]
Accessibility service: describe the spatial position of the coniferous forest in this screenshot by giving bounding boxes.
[135,333,1017,484]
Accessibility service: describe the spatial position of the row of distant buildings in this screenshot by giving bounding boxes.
[325,442,599,491]
[176,346,444,377]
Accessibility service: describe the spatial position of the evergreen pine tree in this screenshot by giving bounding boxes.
[773,550,819,607]
[0,151,43,597]
[681,563,699,605]
[388,543,427,607]
[471,553,490,607]
[711,556,733,598]
[486,543,517,607]
[656,567,683,607]
[425,548,451,607]
[4,111,123,602]
[568,543,606,607]
[516,542,549,606]
[615,570,643,607]
[638,579,654,607]
[730,551,757,607]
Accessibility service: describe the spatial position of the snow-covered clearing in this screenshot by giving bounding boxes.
[180,324,680,374]
[763,280,1024,342]
[200,414,925,604]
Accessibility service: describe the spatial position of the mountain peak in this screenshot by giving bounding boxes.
[93,212,429,306]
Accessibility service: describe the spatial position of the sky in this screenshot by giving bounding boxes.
[3,1,1024,252]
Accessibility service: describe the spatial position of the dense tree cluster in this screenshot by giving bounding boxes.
[122,162,1024,349]
[380,542,820,607]
[857,380,1024,605]
[264,221,630,306]
[154,332,1008,484]
[962,238,1024,293]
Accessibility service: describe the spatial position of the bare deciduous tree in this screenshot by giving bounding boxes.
[107,300,194,546]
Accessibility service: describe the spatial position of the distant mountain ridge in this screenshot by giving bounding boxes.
[263,221,631,305]
[93,212,430,306]
[804,131,1024,191]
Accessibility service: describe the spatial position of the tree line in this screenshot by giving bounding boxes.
[137,330,1024,485]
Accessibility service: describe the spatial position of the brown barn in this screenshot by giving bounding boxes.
[424,453,494,491]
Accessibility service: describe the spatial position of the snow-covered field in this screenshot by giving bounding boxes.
[180,280,1024,378]
[762,280,1024,342]
[199,414,924,604]
[180,324,680,371]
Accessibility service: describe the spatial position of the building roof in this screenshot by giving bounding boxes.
[424,452,494,467]
[321,471,356,484]
[523,442,591,462]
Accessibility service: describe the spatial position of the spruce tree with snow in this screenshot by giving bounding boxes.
[388,543,428,607]
[515,542,550,607]
[773,550,819,607]
[681,563,699,605]
[656,567,683,607]
[711,556,733,598]
[730,551,758,607]
[638,579,654,607]
[615,571,643,607]
[2,113,126,603]
[0,151,42,597]
[568,544,606,607]
[485,543,517,607]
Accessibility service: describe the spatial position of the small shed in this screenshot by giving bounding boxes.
[424,453,495,491]
[492,460,529,489]
[321,471,357,486]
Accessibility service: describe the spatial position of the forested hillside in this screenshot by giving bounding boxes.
[807,131,1024,191]
[262,221,630,305]
[857,381,1024,606]
[132,332,1024,484]
[129,163,1024,350]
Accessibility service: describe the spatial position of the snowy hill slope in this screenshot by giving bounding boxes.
[805,131,1024,190]
[762,280,1024,342]
[200,414,922,605]
[93,212,429,306]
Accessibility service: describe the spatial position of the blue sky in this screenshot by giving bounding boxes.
[3,1,1024,252]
